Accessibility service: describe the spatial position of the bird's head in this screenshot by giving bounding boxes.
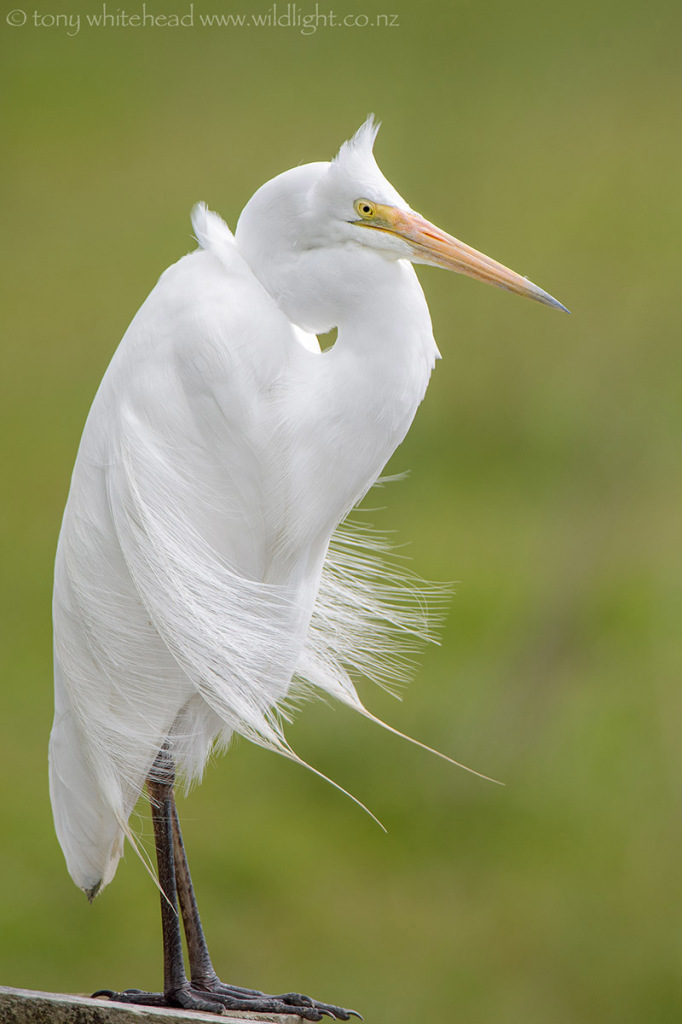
[235,117,567,318]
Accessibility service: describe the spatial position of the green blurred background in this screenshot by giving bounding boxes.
[2,1,681,1021]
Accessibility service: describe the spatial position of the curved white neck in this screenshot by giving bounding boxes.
[277,250,441,553]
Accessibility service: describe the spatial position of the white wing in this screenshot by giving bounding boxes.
[50,210,311,893]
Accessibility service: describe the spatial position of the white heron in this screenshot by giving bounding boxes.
[49,117,567,1019]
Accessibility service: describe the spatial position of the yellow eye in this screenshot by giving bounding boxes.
[354,199,376,219]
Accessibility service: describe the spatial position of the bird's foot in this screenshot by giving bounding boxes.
[193,976,362,1021]
[92,987,225,1014]
[93,983,360,1020]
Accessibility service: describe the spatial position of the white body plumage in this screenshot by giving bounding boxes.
[50,122,440,896]
[50,119,565,899]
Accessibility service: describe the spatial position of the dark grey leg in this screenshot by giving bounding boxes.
[93,749,222,1013]
[170,796,222,988]
[95,747,360,1020]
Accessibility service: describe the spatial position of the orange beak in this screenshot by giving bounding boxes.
[362,204,569,313]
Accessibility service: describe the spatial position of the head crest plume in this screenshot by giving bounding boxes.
[320,115,395,203]
[333,115,381,165]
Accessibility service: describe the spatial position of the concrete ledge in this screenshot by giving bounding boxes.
[0,987,308,1023]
